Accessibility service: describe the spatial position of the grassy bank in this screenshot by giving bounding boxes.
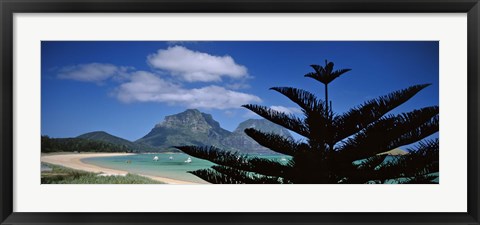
[41,163,164,184]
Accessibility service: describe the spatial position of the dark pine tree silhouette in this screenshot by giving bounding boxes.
[176,60,439,184]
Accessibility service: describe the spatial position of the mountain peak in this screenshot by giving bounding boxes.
[221,119,293,154]
[154,109,202,125]
[171,109,202,117]
[77,131,112,138]
[137,110,292,154]
[185,108,201,113]
[77,131,131,146]
[243,118,263,123]
[234,119,291,136]
[77,131,159,152]
[83,130,108,135]
[156,109,210,130]
[137,109,230,149]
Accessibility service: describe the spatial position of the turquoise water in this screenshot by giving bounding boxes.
[82,154,438,184]
[82,153,290,183]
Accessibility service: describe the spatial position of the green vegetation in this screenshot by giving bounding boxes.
[77,131,161,152]
[45,112,294,154]
[177,60,439,184]
[41,135,133,153]
[41,163,163,184]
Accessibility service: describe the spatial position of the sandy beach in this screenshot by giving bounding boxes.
[41,153,199,184]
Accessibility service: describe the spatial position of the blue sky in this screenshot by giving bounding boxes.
[41,41,439,144]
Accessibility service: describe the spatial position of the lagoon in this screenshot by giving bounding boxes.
[81,153,290,183]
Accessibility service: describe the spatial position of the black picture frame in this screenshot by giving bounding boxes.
[1,0,479,224]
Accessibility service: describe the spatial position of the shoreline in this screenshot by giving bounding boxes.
[41,153,200,184]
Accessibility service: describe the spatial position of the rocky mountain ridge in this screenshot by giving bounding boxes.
[135,109,292,153]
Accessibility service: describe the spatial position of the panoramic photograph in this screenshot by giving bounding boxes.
[41,41,439,184]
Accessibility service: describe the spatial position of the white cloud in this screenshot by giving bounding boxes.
[226,82,251,90]
[270,105,303,114]
[113,71,261,109]
[58,63,131,83]
[147,46,248,82]
[113,71,179,103]
[56,47,258,109]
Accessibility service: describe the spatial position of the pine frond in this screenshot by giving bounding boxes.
[406,138,439,159]
[331,68,352,78]
[305,62,351,84]
[310,64,322,73]
[337,106,438,161]
[188,168,244,184]
[244,128,299,156]
[246,157,291,178]
[242,104,309,137]
[399,174,439,184]
[175,145,291,178]
[334,84,431,142]
[269,87,324,113]
[331,155,387,184]
[372,139,439,183]
[387,114,439,150]
[211,165,285,184]
[189,166,285,184]
[356,155,388,171]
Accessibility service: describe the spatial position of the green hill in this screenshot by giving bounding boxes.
[77,131,160,152]
[77,131,133,146]
[49,110,296,154]
[41,136,132,153]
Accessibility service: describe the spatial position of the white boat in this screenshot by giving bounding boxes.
[169,156,174,160]
[184,157,192,163]
[153,156,159,161]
